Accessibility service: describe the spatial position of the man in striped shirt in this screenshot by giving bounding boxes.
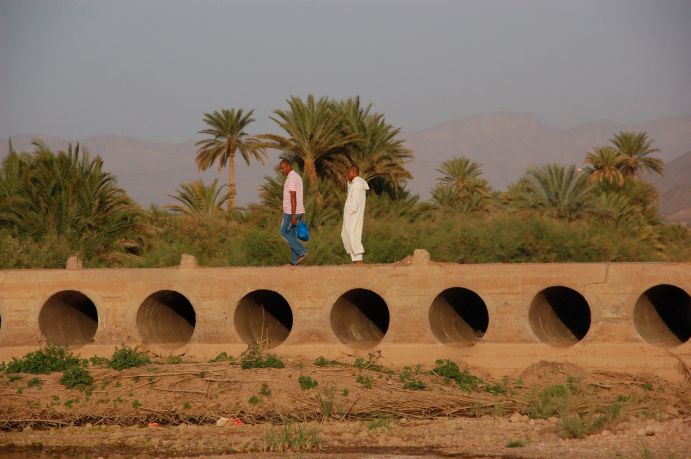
[279,159,308,265]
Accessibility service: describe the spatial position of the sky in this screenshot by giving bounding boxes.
[1,0,690,143]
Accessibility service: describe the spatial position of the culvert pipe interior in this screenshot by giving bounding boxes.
[331,288,389,349]
[136,290,196,346]
[38,290,98,346]
[429,287,489,346]
[634,284,691,347]
[234,289,293,349]
[529,286,591,347]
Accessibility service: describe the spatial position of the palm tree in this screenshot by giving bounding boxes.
[435,157,490,196]
[262,95,357,185]
[195,108,267,210]
[511,164,594,220]
[430,157,491,212]
[0,141,146,258]
[584,146,626,187]
[610,131,663,179]
[330,97,412,194]
[166,179,228,217]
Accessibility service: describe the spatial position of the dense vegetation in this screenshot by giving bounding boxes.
[1,96,689,268]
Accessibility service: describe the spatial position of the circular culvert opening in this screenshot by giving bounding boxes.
[634,284,690,347]
[137,290,196,345]
[429,287,489,346]
[331,289,390,349]
[529,286,591,347]
[234,290,293,349]
[39,290,98,346]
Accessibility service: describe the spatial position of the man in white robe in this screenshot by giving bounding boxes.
[341,165,369,264]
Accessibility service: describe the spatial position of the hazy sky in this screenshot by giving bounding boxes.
[1,0,690,143]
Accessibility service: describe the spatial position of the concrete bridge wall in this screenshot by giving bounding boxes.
[0,251,689,380]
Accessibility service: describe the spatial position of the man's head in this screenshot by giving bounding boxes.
[347,164,359,182]
[279,159,292,176]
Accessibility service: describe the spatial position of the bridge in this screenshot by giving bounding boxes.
[1,250,689,380]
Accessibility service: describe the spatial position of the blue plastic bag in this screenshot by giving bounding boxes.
[297,220,310,241]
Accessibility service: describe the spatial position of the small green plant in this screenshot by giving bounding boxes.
[182,401,192,409]
[64,399,75,408]
[240,343,284,369]
[366,413,393,432]
[353,354,393,374]
[558,402,622,438]
[403,379,426,390]
[342,388,349,397]
[263,423,320,452]
[641,382,653,391]
[314,356,343,367]
[60,366,94,390]
[51,395,60,402]
[27,377,43,388]
[524,383,576,420]
[432,359,482,392]
[166,356,183,365]
[88,356,110,367]
[8,374,23,382]
[132,400,142,408]
[399,366,426,390]
[110,346,151,371]
[317,385,336,420]
[249,396,260,405]
[298,375,318,390]
[3,345,85,374]
[356,374,372,389]
[506,437,530,448]
[260,383,272,397]
[210,352,234,363]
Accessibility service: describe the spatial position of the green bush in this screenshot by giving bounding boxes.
[298,375,318,390]
[240,343,284,369]
[110,346,151,371]
[3,345,85,374]
[432,359,482,392]
[60,366,94,389]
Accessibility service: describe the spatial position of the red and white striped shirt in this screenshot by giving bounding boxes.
[283,170,305,214]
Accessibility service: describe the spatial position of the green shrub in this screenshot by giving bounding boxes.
[248,396,260,406]
[432,359,482,391]
[110,346,151,371]
[60,366,93,389]
[524,384,575,420]
[166,356,183,365]
[298,375,319,390]
[240,343,284,369]
[3,345,85,374]
[210,352,234,362]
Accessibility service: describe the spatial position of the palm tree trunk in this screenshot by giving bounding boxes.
[304,158,318,185]
[227,151,236,210]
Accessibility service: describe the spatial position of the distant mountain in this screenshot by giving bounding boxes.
[650,150,691,225]
[1,113,690,215]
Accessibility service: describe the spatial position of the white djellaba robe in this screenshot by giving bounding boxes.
[341,176,369,261]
